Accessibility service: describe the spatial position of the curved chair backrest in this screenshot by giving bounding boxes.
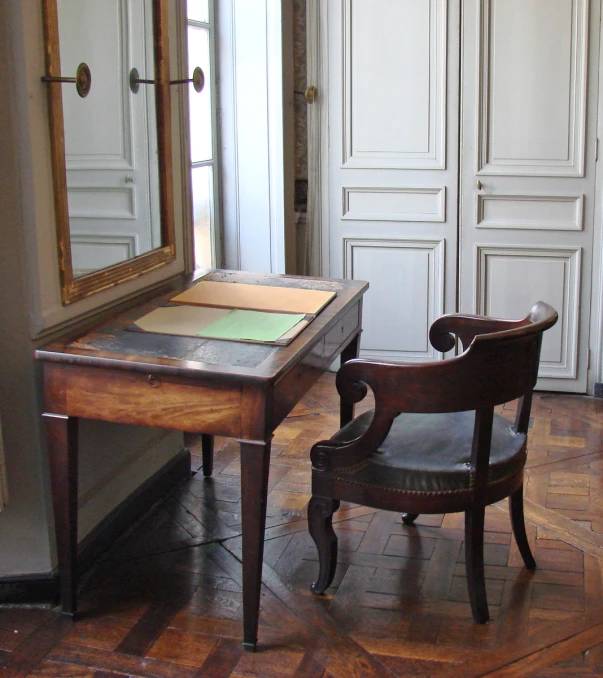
[447,301,558,411]
[336,302,558,416]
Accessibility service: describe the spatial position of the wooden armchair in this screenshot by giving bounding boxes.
[308,302,558,623]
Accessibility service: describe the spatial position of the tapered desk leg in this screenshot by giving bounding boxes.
[339,332,361,428]
[239,439,271,652]
[183,432,214,477]
[43,413,79,616]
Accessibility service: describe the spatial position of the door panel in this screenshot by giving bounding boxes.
[345,238,445,360]
[343,187,446,223]
[476,194,584,231]
[344,0,447,169]
[476,246,581,379]
[460,0,597,392]
[327,0,460,362]
[477,0,587,176]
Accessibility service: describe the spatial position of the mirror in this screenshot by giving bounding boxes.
[42,0,176,305]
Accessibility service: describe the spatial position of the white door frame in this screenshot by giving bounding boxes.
[306,0,329,277]
[217,0,295,275]
[590,0,603,393]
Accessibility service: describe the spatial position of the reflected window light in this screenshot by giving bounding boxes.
[187,1,215,270]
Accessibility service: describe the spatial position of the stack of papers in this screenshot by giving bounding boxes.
[133,280,336,345]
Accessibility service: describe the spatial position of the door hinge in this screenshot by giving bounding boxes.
[588,348,591,369]
[596,138,599,161]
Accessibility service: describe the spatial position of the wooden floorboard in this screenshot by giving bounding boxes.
[2,375,603,676]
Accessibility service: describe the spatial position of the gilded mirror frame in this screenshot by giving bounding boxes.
[42,0,176,305]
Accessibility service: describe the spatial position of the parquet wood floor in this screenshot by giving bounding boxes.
[3,374,603,677]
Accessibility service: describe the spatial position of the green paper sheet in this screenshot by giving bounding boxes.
[197,309,306,342]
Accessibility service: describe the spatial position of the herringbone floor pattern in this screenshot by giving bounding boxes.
[3,375,603,677]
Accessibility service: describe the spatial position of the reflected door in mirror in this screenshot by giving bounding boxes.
[58,0,161,278]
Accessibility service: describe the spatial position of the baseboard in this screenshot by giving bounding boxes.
[0,572,58,606]
[0,448,191,606]
[594,383,603,398]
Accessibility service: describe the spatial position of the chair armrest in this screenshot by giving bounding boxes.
[429,313,527,352]
[336,357,463,413]
[311,357,466,472]
[311,407,395,471]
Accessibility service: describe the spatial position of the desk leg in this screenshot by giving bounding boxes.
[201,434,214,477]
[183,433,214,477]
[340,332,361,428]
[43,413,79,616]
[239,439,271,652]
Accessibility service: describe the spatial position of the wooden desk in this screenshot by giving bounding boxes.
[35,270,368,651]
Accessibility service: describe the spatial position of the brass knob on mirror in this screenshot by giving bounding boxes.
[170,66,205,93]
[129,66,205,95]
[42,62,92,98]
[129,67,152,94]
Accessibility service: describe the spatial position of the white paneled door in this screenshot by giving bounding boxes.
[325,0,460,362]
[322,0,599,391]
[459,0,599,392]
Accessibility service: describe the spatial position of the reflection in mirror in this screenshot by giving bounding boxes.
[58,0,161,278]
[42,0,176,305]
[187,0,209,23]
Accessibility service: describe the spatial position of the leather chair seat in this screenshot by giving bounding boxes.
[332,410,527,493]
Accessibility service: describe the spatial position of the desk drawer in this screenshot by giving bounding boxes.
[323,305,361,362]
[44,364,243,437]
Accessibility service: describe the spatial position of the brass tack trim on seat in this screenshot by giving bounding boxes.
[333,468,524,496]
[331,459,370,474]
[331,476,473,496]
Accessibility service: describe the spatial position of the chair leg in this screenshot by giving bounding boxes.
[464,507,489,623]
[308,496,340,594]
[402,513,419,525]
[509,486,536,570]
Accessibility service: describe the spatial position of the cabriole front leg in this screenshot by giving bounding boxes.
[43,412,79,616]
[308,496,340,594]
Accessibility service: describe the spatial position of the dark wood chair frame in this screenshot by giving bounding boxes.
[308,302,558,623]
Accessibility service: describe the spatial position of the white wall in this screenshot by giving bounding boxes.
[0,0,54,572]
[0,0,186,578]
